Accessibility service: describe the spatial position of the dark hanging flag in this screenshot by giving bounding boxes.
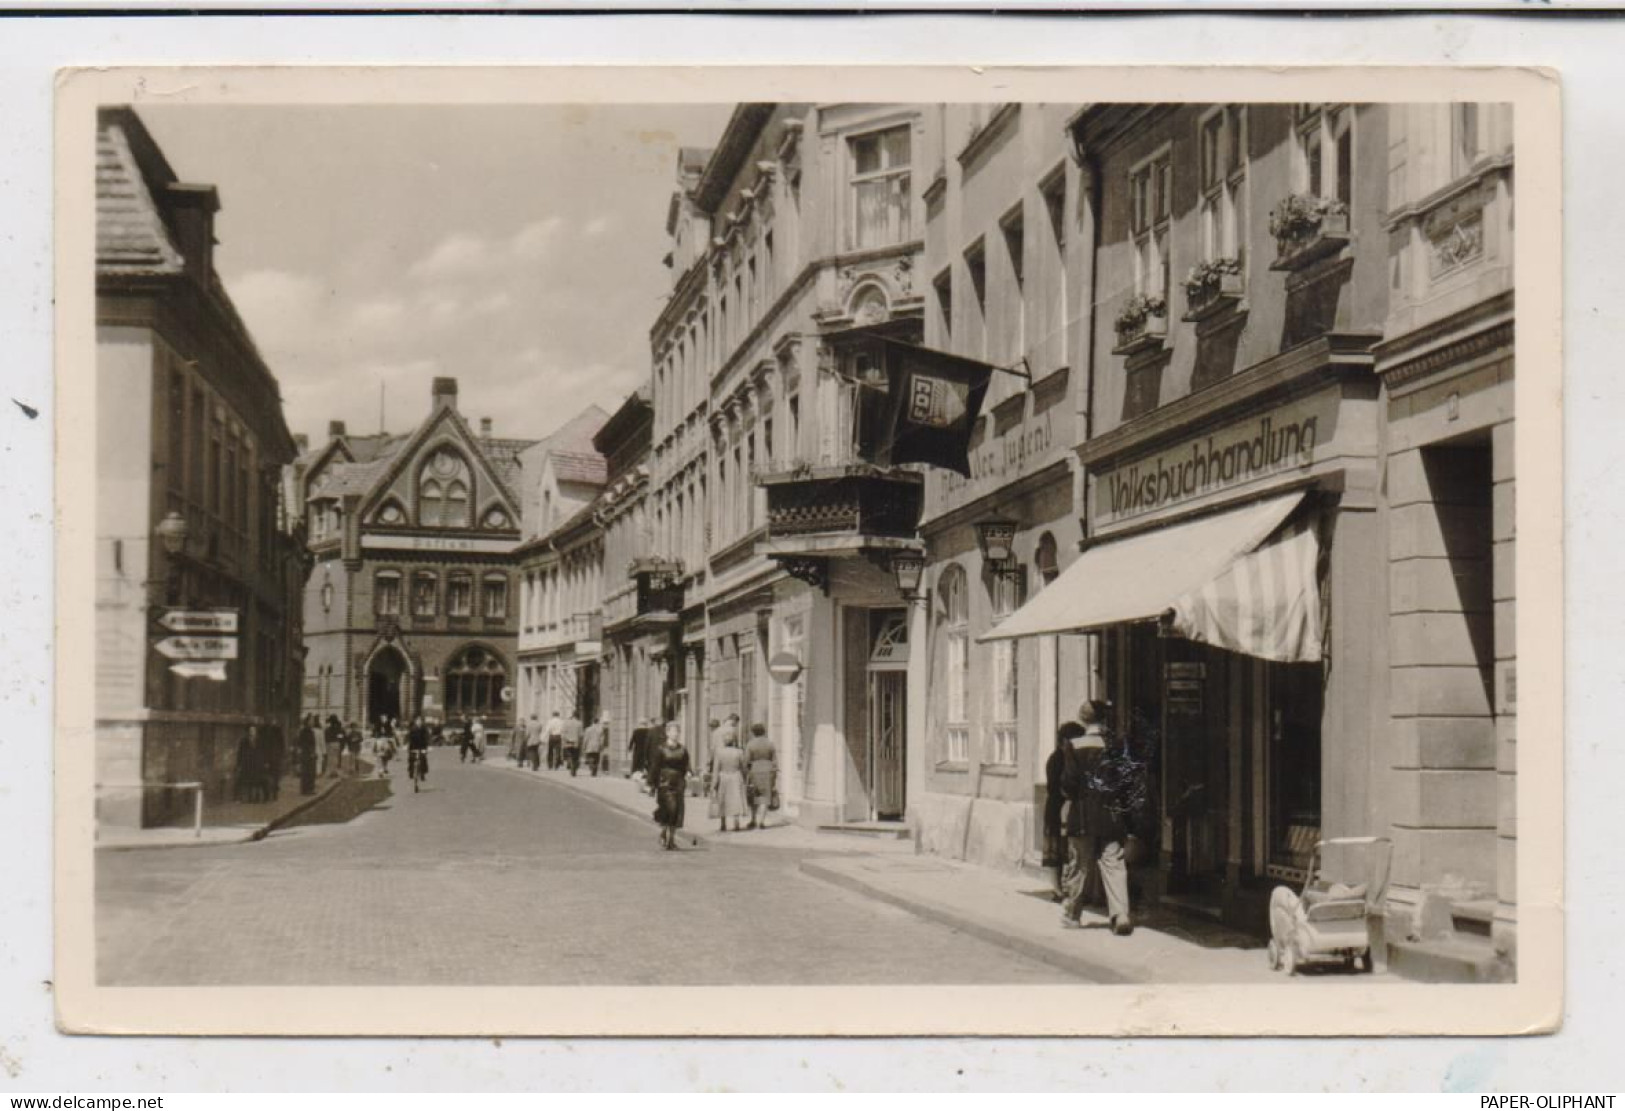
[879,340,994,477]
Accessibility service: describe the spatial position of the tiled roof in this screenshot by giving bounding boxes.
[310,459,390,499]
[551,449,607,486]
[478,436,538,497]
[96,112,184,275]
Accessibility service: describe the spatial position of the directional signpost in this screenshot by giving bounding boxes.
[153,610,239,681]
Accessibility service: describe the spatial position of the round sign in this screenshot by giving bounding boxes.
[500,685,514,703]
[768,650,803,685]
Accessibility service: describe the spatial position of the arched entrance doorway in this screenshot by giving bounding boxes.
[367,646,411,730]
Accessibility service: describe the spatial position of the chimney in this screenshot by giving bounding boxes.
[164,183,220,287]
[432,377,459,413]
[293,433,309,454]
[479,417,493,437]
[328,420,347,441]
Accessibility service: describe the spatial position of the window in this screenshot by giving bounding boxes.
[932,267,953,341]
[1295,104,1353,208]
[989,568,1025,766]
[412,572,437,617]
[1035,531,1060,585]
[939,565,970,764]
[483,574,508,619]
[448,572,473,617]
[1198,106,1249,268]
[1452,102,1482,178]
[1000,204,1027,359]
[419,450,471,528]
[787,392,801,462]
[1129,147,1173,303]
[375,571,401,617]
[188,388,204,498]
[444,646,507,720]
[963,239,987,310]
[848,125,912,250]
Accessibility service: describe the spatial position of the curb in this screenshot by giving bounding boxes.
[486,761,707,849]
[94,772,357,853]
[798,858,1137,985]
[257,772,385,839]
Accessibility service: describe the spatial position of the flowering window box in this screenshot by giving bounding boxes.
[1269,194,1351,271]
[1112,294,1169,356]
[1182,258,1245,322]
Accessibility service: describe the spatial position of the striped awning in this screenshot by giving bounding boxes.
[1168,509,1323,663]
[981,491,1320,663]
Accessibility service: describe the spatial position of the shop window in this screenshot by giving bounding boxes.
[1129,146,1173,304]
[444,646,506,721]
[1295,104,1353,209]
[1198,106,1249,271]
[374,571,401,617]
[412,572,437,618]
[1267,661,1324,881]
[939,565,970,764]
[483,574,508,619]
[988,568,1026,766]
[848,125,912,250]
[448,572,473,617]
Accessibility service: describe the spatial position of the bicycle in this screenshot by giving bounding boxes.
[407,748,428,793]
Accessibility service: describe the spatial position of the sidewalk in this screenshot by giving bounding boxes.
[95,762,375,851]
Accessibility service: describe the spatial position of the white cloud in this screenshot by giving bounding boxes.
[408,233,491,280]
[229,268,324,348]
[582,215,613,239]
[349,298,407,333]
[511,217,563,260]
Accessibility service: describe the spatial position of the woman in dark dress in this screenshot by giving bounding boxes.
[650,721,691,851]
[296,716,319,796]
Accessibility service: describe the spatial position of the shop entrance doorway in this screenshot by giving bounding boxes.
[366,646,410,730]
[866,609,909,821]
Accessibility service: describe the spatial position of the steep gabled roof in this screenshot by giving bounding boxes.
[96,108,185,275]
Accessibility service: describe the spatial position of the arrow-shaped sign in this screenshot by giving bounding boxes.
[155,636,239,661]
[170,660,228,681]
[158,609,239,634]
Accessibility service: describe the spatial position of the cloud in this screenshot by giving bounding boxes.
[472,290,514,316]
[348,298,407,333]
[230,268,324,347]
[511,217,564,260]
[408,233,491,280]
[582,215,613,239]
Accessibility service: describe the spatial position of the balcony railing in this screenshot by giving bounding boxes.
[629,557,685,618]
[757,462,924,549]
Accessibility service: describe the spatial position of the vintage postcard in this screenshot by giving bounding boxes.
[55,64,1562,1036]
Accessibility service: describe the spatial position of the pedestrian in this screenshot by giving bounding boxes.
[1059,701,1133,936]
[408,715,430,783]
[459,716,474,763]
[582,713,610,777]
[233,725,263,803]
[376,728,397,777]
[510,716,530,765]
[296,715,318,796]
[1046,721,1084,901]
[345,720,363,776]
[562,710,583,776]
[545,708,564,770]
[323,714,343,779]
[650,721,691,851]
[262,722,285,800]
[709,730,749,833]
[627,718,650,781]
[743,721,778,830]
[471,715,486,762]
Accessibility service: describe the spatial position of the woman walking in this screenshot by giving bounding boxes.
[710,732,749,833]
[650,721,691,851]
[743,722,777,830]
[1045,722,1084,900]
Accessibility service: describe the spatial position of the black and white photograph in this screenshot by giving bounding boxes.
[56,65,1562,1037]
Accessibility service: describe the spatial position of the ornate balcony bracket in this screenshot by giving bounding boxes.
[774,555,829,595]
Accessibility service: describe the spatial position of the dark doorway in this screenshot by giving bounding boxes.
[367,648,409,730]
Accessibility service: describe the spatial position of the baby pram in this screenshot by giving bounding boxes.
[1268,836,1391,975]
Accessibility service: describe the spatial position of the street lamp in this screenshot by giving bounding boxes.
[155,510,189,605]
[974,517,1019,565]
[890,550,925,600]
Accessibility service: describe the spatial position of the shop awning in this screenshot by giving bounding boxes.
[981,490,1321,662]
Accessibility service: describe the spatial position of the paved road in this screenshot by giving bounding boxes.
[97,757,1085,985]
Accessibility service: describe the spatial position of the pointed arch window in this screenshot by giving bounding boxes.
[418,450,472,528]
[444,645,507,720]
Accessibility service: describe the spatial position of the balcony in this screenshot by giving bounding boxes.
[628,557,685,625]
[756,462,924,585]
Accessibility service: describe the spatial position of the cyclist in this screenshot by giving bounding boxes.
[407,715,431,792]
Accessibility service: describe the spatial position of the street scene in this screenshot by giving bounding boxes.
[93,96,1518,988]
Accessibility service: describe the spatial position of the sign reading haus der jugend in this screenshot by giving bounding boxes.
[1090,388,1349,531]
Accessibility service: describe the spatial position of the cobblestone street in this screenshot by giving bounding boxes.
[96,756,1087,986]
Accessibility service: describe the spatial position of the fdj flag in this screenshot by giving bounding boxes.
[881,341,993,477]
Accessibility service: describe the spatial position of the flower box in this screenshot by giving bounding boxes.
[1182,258,1245,322]
[1112,294,1169,356]
[1269,194,1351,271]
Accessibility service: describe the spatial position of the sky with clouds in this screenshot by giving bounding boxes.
[139,103,734,448]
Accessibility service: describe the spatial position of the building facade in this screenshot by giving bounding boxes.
[95,107,308,826]
[648,103,938,821]
[298,378,532,734]
[514,405,609,733]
